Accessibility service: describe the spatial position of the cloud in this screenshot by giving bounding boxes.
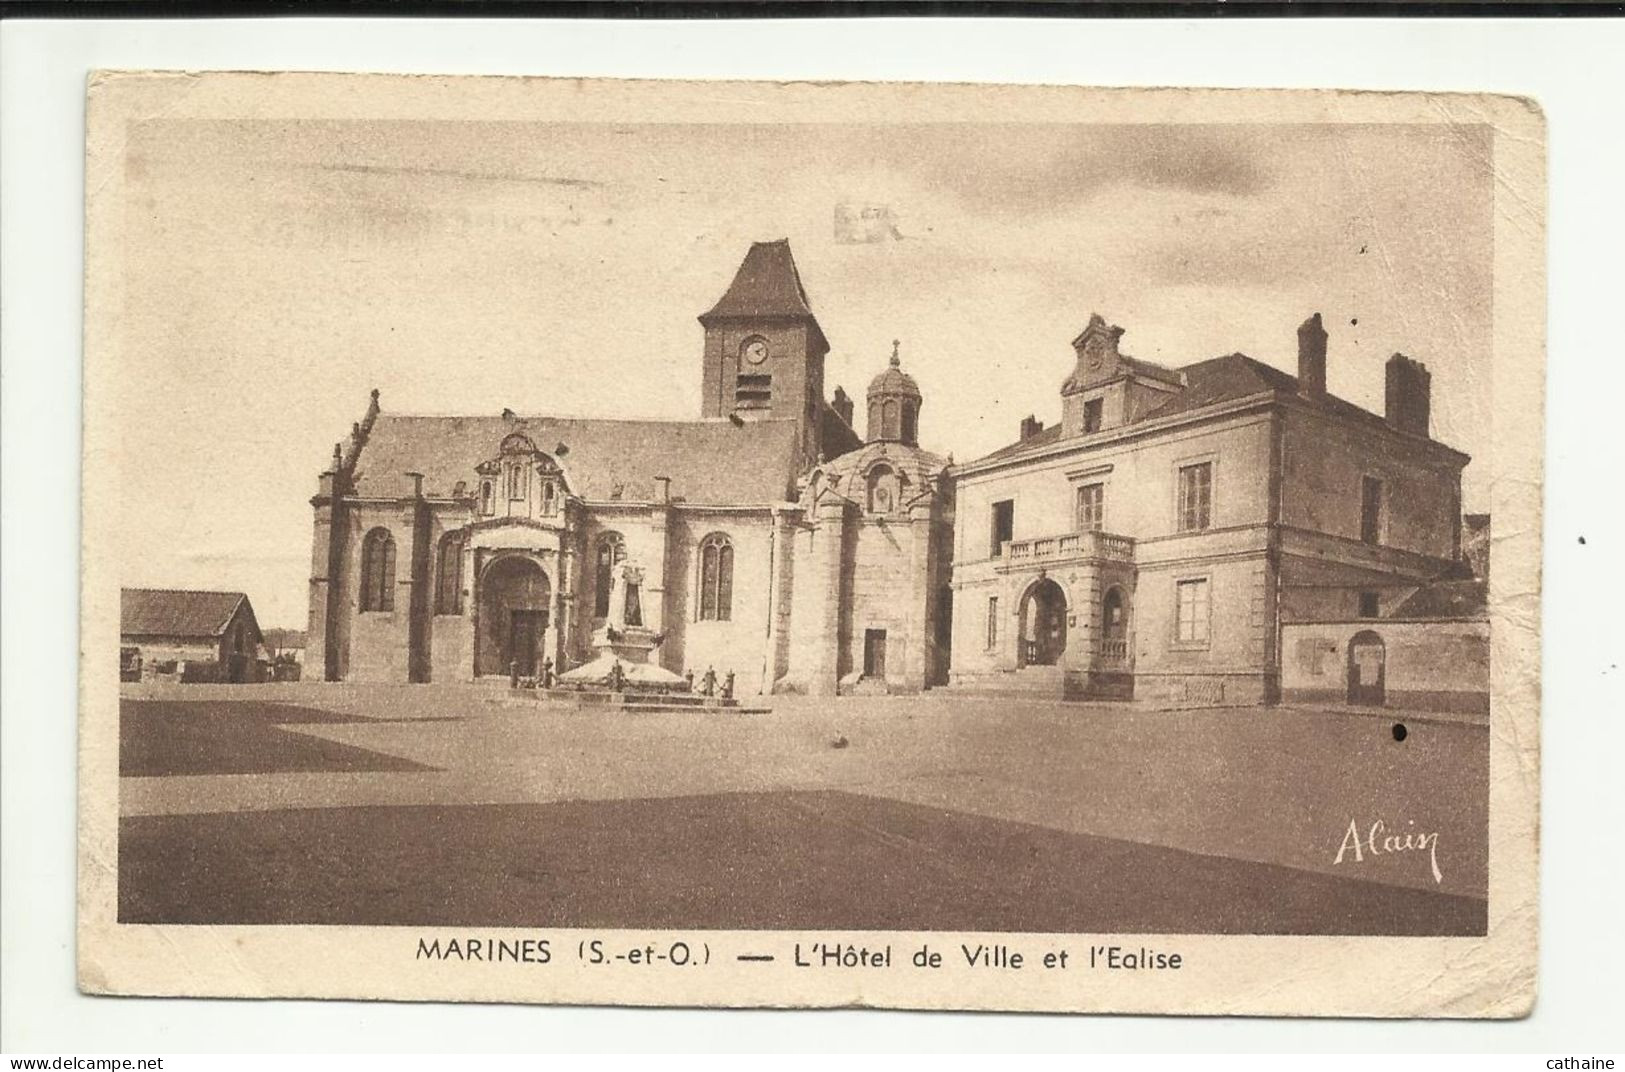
[299,161,606,189]
[885,125,1274,217]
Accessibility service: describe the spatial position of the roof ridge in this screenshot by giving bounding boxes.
[373,411,801,427]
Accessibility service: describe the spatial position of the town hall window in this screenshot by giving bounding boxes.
[360,528,396,613]
[435,531,464,615]
[1177,462,1212,532]
[699,533,734,621]
[593,532,626,618]
[1361,475,1384,545]
[1076,482,1105,532]
[1083,398,1104,434]
[1175,578,1210,644]
[990,499,1014,557]
[1359,590,1380,618]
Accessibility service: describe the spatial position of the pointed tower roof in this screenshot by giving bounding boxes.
[699,240,828,349]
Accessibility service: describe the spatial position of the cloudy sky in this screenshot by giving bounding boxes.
[117,118,1493,626]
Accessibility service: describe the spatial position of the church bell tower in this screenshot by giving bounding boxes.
[698,239,831,465]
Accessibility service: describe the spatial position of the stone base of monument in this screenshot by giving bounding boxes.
[529,687,763,714]
[532,625,766,712]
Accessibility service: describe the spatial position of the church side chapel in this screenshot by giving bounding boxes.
[306,240,954,696]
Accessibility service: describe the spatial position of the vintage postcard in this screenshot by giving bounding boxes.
[79,72,1543,1016]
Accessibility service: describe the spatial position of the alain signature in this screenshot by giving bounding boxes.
[1334,819,1443,884]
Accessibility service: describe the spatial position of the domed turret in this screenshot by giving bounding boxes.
[866,340,923,446]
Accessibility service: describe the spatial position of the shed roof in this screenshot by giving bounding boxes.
[1390,579,1488,620]
[121,588,253,639]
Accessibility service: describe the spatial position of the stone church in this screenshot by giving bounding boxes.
[307,240,954,695]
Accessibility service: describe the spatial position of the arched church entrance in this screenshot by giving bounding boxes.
[1019,578,1068,667]
[477,556,552,678]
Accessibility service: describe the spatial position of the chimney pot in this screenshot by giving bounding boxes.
[1019,415,1044,441]
[1297,312,1328,397]
[1385,353,1432,437]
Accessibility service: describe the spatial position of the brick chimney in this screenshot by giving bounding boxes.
[1297,312,1327,396]
[1385,353,1432,437]
[831,385,854,429]
[1020,415,1045,441]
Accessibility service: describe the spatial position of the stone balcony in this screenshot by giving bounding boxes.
[997,529,1135,570]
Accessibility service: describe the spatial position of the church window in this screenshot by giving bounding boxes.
[1177,462,1213,532]
[360,528,396,613]
[901,402,918,444]
[735,374,772,408]
[1076,482,1105,532]
[435,532,464,615]
[507,462,527,500]
[480,481,494,516]
[540,479,557,517]
[866,464,901,514]
[593,532,626,618]
[699,534,734,621]
[882,399,900,439]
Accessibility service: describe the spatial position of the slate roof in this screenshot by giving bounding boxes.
[975,352,1403,467]
[700,239,819,322]
[352,414,806,505]
[1390,579,1489,620]
[868,363,921,399]
[121,588,253,639]
[1142,353,1389,429]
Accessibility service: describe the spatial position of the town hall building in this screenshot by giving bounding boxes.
[948,312,1472,706]
[307,240,954,696]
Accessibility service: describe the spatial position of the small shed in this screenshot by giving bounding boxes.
[120,588,265,683]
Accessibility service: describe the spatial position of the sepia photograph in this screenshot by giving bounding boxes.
[75,72,1544,1016]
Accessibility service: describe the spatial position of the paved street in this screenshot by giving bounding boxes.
[117,684,1489,934]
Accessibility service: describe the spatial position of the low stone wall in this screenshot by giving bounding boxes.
[1281,618,1489,715]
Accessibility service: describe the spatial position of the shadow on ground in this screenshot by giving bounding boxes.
[119,790,1485,935]
[121,700,440,777]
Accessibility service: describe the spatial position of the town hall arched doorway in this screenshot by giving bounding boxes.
[1019,578,1068,667]
[477,556,551,678]
[1100,585,1129,665]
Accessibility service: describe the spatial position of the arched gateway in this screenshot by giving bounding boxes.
[477,556,551,678]
[1019,578,1068,667]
